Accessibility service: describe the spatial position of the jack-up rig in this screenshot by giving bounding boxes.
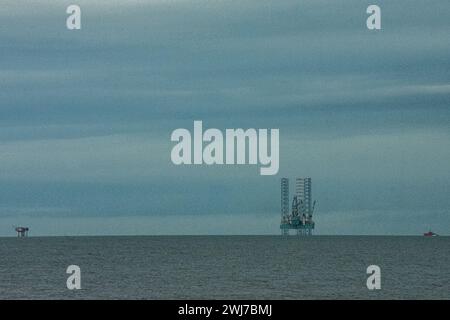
[280,177,316,236]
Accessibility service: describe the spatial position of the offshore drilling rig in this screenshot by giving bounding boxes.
[280,177,316,236]
[14,226,29,237]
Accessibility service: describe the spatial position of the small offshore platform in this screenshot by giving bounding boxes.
[14,226,29,237]
[280,177,316,236]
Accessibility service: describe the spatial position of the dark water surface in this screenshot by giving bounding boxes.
[0,236,448,299]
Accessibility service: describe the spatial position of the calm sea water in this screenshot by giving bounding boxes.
[0,236,448,299]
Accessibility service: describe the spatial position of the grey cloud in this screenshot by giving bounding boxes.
[0,1,449,235]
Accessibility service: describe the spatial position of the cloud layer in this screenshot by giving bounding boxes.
[0,0,449,235]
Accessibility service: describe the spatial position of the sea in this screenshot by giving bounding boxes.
[0,236,448,299]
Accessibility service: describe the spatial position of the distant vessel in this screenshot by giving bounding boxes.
[423,231,438,237]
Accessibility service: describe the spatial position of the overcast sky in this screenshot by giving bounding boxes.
[0,0,449,236]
